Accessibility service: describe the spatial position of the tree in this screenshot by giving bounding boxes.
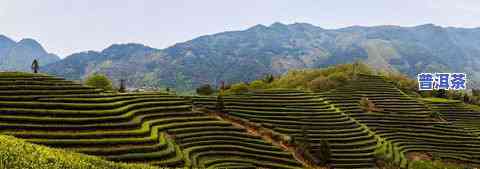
[315,139,331,166]
[85,73,113,91]
[298,126,311,149]
[31,59,39,73]
[296,126,322,166]
[216,93,225,113]
[263,74,275,83]
[359,97,383,112]
[250,80,267,89]
[473,89,480,97]
[196,84,215,95]
[435,89,447,98]
[308,76,338,92]
[352,60,359,78]
[119,79,126,93]
[229,82,249,94]
[464,94,470,103]
[430,111,444,121]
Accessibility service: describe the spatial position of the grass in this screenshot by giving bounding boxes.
[465,104,480,111]
[419,97,459,103]
[409,160,473,169]
[0,135,159,169]
[0,72,305,169]
[4,71,480,169]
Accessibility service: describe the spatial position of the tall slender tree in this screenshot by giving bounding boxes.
[31,59,39,73]
[119,79,126,93]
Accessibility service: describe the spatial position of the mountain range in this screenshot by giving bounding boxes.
[2,22,480,89]
[0,35,60,71]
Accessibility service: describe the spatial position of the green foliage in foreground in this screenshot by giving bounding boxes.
[409,160,472,169]
[84,73,113,92]
[0,135,158,169]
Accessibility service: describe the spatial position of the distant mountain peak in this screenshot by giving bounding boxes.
[291,22,316,27]
[248,24,268,31]
[16,38,46,51]
[270,22,287,27]
[0,35,15,44]
[0,35,60,71]
[101,43,157,57]
[417,23,438,27]
[42,23,480,90]
[103,43,152,51]
[18,38,41,45]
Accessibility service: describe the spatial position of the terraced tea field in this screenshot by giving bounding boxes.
[420,98,480,137]
[3,72,480,169]
[195,74,480,168]
[316,74,480,166]
[0,72,302,169]
[194,90,378,169]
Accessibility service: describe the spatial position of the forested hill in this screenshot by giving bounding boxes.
[6,23,480,89]
[0,35,59,71]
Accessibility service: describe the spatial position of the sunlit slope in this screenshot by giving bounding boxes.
[194,74,480,168]
[0,72,303,169]
[194,89,379,169]
[420,98,480,137]
[317,74,480,166]
[0,135,157,169]
[0,72,102,101]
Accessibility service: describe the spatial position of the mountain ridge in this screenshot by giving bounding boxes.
[48,23,480,89]
[3,22,480,89]
[0,35,60,71]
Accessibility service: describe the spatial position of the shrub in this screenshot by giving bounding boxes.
[381,71,418,93]
[119,79,126,93]
[229,82,249,94]
[84,73,113,91]
[473,89,480,97]
[275,62,374,91]
[196,84,215,95]
[434,89,447,98]
[249,80,267,89]
[447,90,464,100]
[0,135,157,169]
[308,76,338,92]
[216,93,225,113]
[314,139,331,166]
[263,74,275,83]
[430,112,445,122]
[359,97,383,112]
[327,72,349,84]
[409,160,466,169]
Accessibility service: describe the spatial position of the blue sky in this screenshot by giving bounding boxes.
[1,0,479,57]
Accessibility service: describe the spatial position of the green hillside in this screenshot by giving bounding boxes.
[1,71,479,169]
[195,74,480,168]
[43,23,480,90]
[0,72,302,169]
[420,98,480,137]
[0,135,157,169]
[318,74,480,167]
